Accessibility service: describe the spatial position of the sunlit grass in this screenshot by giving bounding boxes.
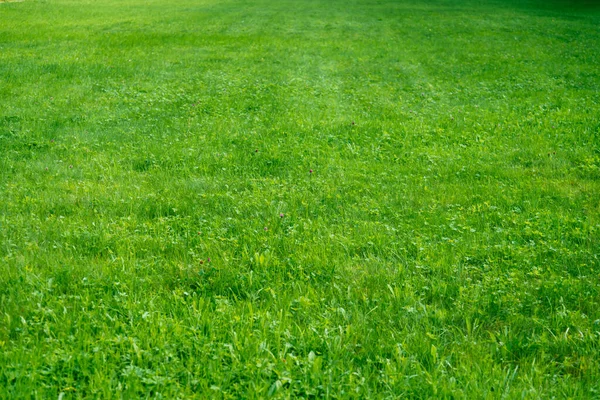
[1,0,599,397]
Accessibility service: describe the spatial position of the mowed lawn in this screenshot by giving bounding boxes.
[1,0,599,397]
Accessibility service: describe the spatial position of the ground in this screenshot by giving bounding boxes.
[1,0,599,397]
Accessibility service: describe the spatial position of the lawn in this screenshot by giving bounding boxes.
[1,0,599,397]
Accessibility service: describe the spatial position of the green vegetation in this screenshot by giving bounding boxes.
[1,0,599,397]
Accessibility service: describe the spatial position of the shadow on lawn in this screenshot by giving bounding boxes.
[533,0,600,9]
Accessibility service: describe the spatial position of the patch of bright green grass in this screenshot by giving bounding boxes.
[1,0,599,397]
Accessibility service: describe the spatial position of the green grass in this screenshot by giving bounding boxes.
[1,0,600,397]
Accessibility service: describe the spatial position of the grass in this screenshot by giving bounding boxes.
[1,0,599,397]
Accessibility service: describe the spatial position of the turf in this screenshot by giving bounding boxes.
[1,0,600,397]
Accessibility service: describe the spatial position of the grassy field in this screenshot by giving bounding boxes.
[1,0,599,397]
